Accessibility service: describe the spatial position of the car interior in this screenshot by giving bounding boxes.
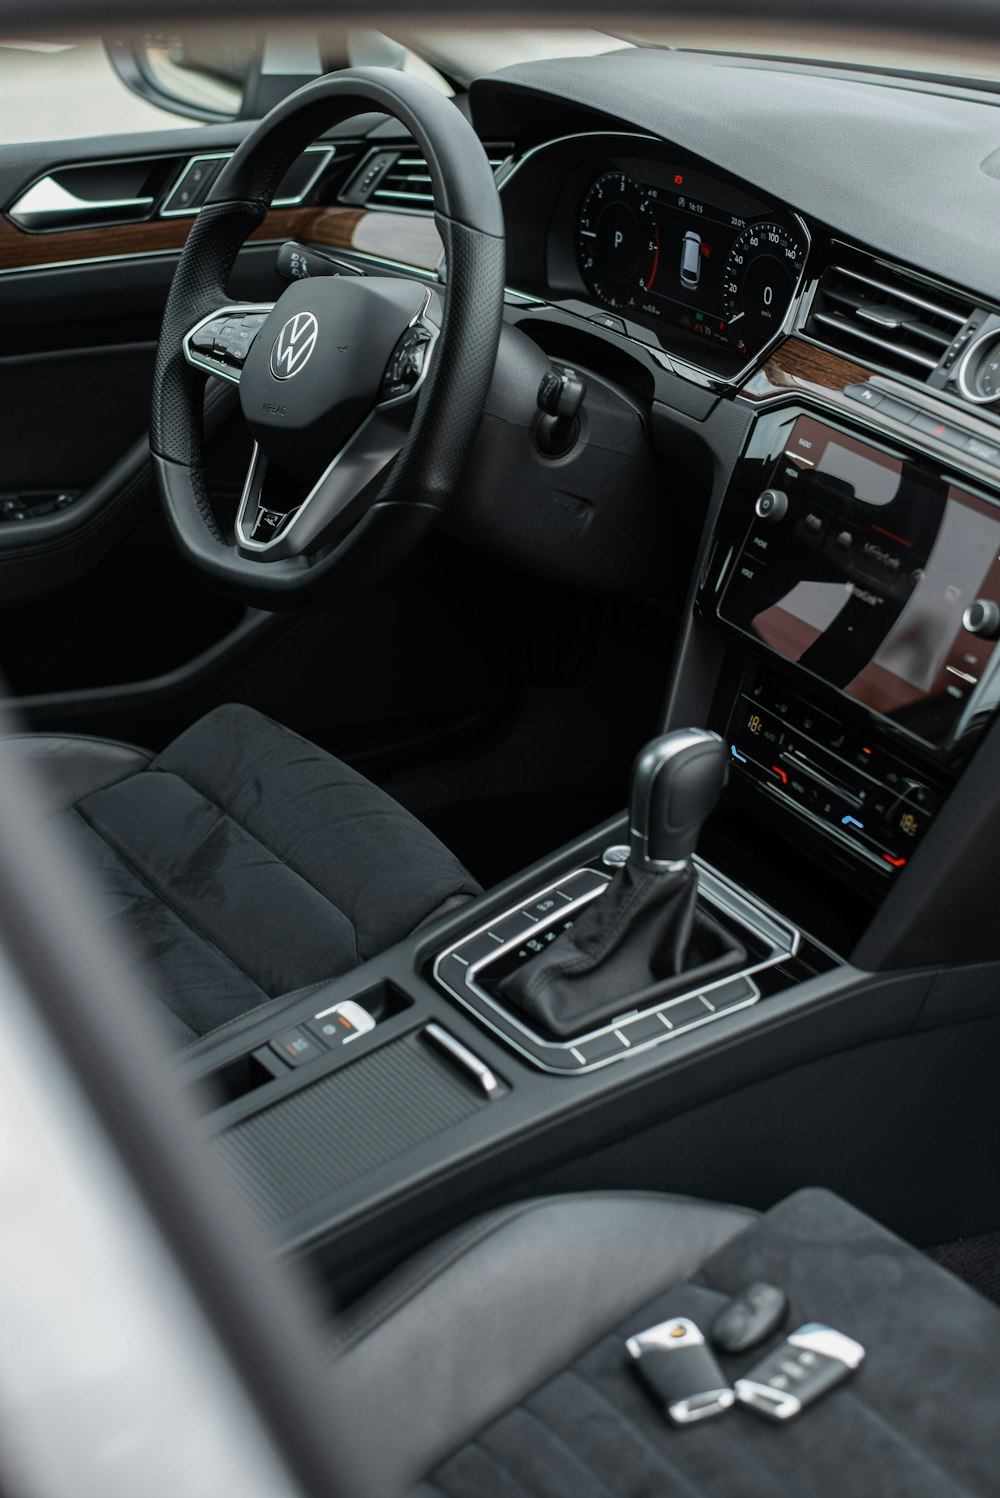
[5,15,1000,1492]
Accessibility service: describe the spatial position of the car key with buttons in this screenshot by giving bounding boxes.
[735,1323,865,1420]
[627,1317,734,1424]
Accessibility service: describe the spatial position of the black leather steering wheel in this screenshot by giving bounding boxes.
[150,67,506,605]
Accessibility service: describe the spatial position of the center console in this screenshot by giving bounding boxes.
[176,374,1000,1304]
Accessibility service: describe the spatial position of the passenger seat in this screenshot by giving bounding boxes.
[329,1187,1000,1495]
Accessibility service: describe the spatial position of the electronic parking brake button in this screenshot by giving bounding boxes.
[306,999,376,1049]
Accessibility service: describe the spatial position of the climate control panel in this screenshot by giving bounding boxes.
[727,673,944,878]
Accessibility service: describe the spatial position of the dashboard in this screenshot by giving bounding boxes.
[463,52,1000,907]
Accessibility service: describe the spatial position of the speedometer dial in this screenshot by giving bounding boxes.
[577,172,659,312]
[723,222,807,358]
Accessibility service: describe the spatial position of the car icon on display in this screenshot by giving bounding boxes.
[680,229,702,290]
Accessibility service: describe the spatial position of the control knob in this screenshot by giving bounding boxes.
[962,599,1000,639]
[755,489,789,523]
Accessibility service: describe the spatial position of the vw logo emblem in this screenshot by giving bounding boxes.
[269,311,319,380]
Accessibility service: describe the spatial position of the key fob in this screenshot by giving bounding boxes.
[712,1282,788,1354]
[735,1323,865,1420]
[627,1317,734,1425]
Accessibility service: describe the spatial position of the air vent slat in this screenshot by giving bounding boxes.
[375,189,434,203]
[806,252,974,385]
[368,142,512,209]
[812,313,939,370]
[830,263,967,325]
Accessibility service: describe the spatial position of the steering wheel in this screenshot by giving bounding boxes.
[150,68,505,605]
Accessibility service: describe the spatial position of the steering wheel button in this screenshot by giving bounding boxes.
[250,507,295,543]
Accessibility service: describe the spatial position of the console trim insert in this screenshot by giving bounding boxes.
[432,858,800,1075]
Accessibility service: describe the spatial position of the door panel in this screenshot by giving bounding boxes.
[0,122,303,687]
[2,343,155,491]
[0,112,541,795]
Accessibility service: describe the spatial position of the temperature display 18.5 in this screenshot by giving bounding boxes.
[576,167,807,364]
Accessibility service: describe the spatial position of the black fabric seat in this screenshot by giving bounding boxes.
[0,704,479,1043]
[330,1188,1000,1496]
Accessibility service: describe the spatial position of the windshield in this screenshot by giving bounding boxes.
[407,22,1000,90]
[621,20,1000,84]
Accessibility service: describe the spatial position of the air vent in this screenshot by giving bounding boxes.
[367,142,512,209]
[806,255,974,382]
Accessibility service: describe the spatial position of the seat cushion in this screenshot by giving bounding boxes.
[27,704,478,1042]
[0,732,152,817]
[332,1188,1000,1497]
[328,1191,757,1492]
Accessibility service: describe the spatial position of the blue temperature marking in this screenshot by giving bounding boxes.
[841,816,864,830]
[731,746,748,763]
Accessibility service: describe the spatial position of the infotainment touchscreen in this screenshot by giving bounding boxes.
[719,416,1000,746]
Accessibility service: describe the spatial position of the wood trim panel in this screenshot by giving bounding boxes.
[741,336,872,403]
[742,335,1000,486]
[0,204,442,276]
[287,206,443,272]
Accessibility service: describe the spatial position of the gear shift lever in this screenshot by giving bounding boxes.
[629,729,729,869]
[498,729,740,1039]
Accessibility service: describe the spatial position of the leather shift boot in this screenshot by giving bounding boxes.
[498,863,744,1039]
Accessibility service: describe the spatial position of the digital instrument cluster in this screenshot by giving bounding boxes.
[575,166,808,364]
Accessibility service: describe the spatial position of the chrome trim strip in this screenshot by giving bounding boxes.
[829,262,967,324]
[432,857,799,1076]
[10,178,154,221]
[159,152,231,218]
[181,302,275,386]
[161,145,335,219]
[734,1380,801,1419]
[274,144,336,208]
[811,311,939,370]
[822,240,981,322]
[424,1024,501,1097]
[957,328,1000,406]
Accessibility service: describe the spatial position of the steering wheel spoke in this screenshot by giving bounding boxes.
[235,413,399,556]
[236,301,440,559]
[183,304,275,385]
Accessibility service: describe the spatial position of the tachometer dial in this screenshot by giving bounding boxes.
[723,222,806,357]
[577,172,659,312]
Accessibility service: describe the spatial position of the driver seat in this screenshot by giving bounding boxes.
[0,703,480,1045]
